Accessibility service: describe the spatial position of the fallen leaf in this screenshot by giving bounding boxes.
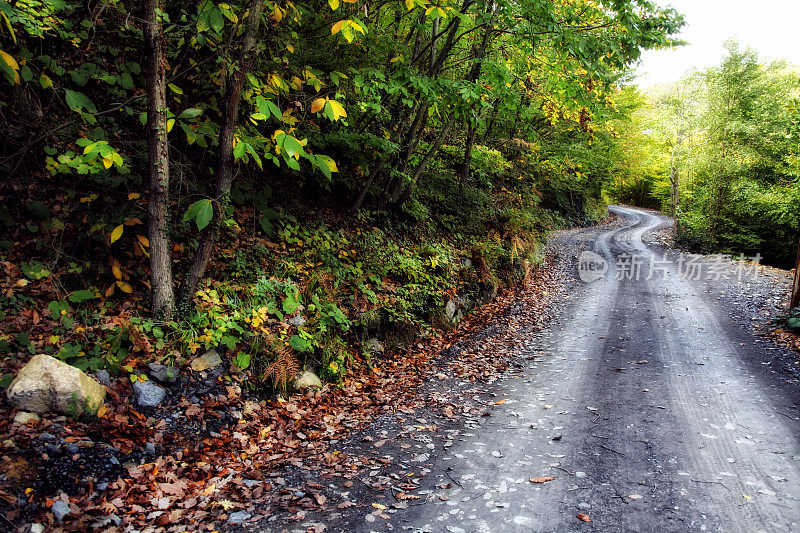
[577,513,591,522]
[529,476,555,484]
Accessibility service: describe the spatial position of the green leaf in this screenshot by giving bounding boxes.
[64,89,97,114]
[68,289,96,303]
[289,334,312,353]
[178,107,203,119]
[119,72,134,90]
[282,135,303,159]
[234,351,251,370]
[195,199,213,230]
[210,8,224,33]
[282,291,301,314]
[259,215,274,235]
[233,141,246,160]
[22,261,51,280]
[184,198,209,224]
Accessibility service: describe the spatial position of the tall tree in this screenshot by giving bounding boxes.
[143,0,174,318]
[177,0,266,309]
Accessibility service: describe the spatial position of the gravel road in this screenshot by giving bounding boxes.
[360,206,800,532]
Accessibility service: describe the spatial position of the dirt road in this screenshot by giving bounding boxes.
[359,206,800,532]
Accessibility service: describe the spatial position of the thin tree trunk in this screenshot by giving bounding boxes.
[397,114,458,205]
[460,3,495,183]
[481,97,500,142]
[352,164,381,211]
[510,93,526,138]
[791,236,800,309]
[177,0,265,309]
[143,0,174,318]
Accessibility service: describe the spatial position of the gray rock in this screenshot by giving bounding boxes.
[190,350,222,372]
[288,315,306,327]
[29,524,44,533]
[94,370,112,386]
[228,511,252,525]
[456,294,474,311]
[14,411,40,425]
[148,363,179,384]
[36,432,56,441]
[364,338,385,354]
[293,371,322,390]
[577,502,591,510]
[445,299,458,320]
[6,355,106,415]
[145,442,157,455]
[65,443,79,454]
[132,381,166,407]
[45,443,63,457]
[441,299,464,328]
[51,500,71,523]
[96,482,109,491]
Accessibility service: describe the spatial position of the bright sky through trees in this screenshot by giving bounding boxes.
[635,0,800,87]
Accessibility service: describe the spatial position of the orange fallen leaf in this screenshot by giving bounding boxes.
[529,476,555,483]
[577,513,591,522]
[494,399,506,405]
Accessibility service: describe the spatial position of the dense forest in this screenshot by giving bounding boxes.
[609,42,800,269]
[0,0,683,386]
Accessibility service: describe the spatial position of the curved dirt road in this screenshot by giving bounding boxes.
[369,206,800,532]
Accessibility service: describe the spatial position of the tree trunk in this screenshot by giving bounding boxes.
[143,0,174,318]
[460,4,495,183]
[352,164,382,211]
[791,236,800,309]
[177,0,265,309]
[397,114,458,205]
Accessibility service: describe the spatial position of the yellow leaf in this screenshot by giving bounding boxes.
[110,224,124,244]
[116,280,133,293]
[102,157,113,169]
[405,0,414,10]
[372,503,387,510]
[216,499,236,510]
[0,48,19,84]
[137,235,150,247]
[272,6,283,22]
[342,0,357,2]
[331,20,345,35]
[390,55,400,63]
[329,100,347,120]
[96,405,109,418]
[111,260,123,280]
[310,98,326,113]
[128,193,140,200]
[105,283,115,297]
[124,218,143,226]
[166,118,175,133]
[287,44,294,53]
[328,0,339,9]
